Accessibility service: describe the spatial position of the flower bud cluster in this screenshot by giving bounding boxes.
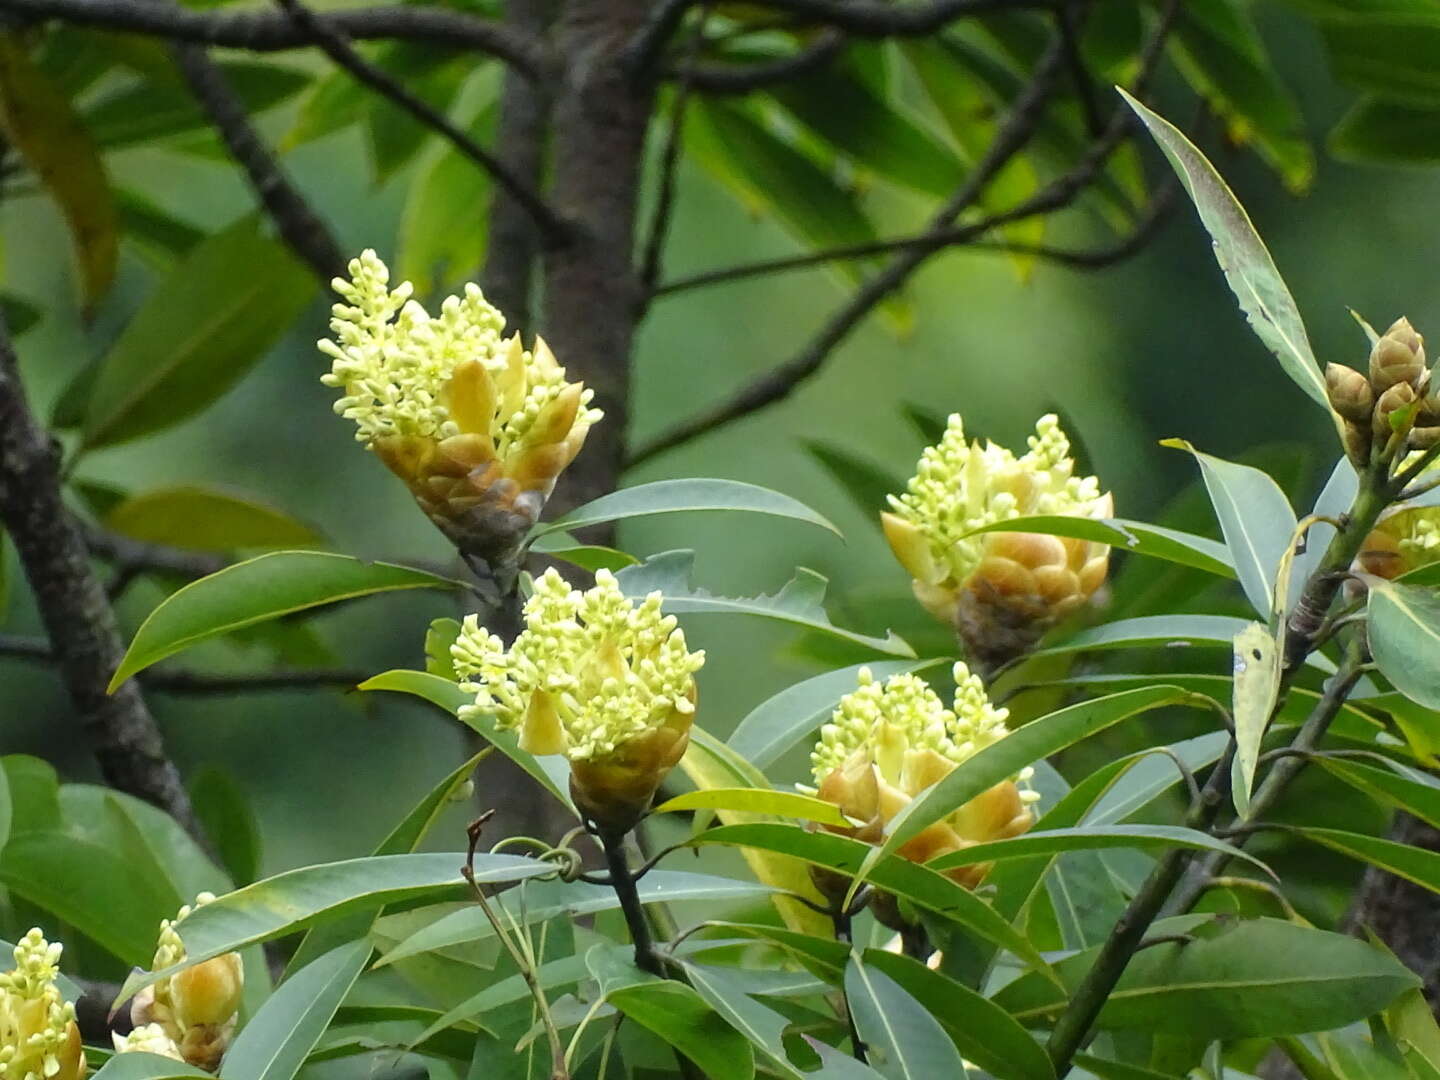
[881,413,1112,671]
[1327,317,1439,466]
[120,894,244,1072]
[452,568,705,832]
[807,665,1038,897]
[320,250,602,566]
[0,931,82,1080]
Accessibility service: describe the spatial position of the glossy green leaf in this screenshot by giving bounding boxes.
[1320,17,1440,105]
[221,940,370,1080]
[1035,614,1251,657]
[927,824,1266,875]
[861,687,1192,881]
[1162,440,1297,616]
[398,107,494,299]
[1301,827,1440,893]
[1086,732,1231,825]
[531,478,839,540]
[845,955,966,1080]
[653,788,849,826]
[116,187,204,266]
[1316,757,1440,830]
[105,486,321,553]
[859,949,1055,1080]
[91,1053,211,1080]
[357,669,573,810]
[1368,580,1440,710]
[1388,988,1440,1075]
[994,916,1419,1036]
[525,533,638,573]
[188,766,261,887]
[608,981,755,1080]
[1231,621,1282,817]
[1330,97,1440,165]
[363,44,471,183]
[688,822,1049,974]
[959,514,1235,579]
[1123,91,1328,410]
[111,553,459,689]
[680,962,803,1078]
[728,660,942,771]
[616,551,913,657]
[80,216,315,450]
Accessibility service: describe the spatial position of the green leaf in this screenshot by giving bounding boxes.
[727,660,943,771]
[116,188,204,266]
[79,216,315,450]
[804,441,905,526]
[688,823,1049,975]
[927,824,1267,876]
[188,766,261,886]
[1388,988,1440,1075]
[615,551,913,657]
[680,963,803,1078]
[1316,757,1440,831]
[1368,580,1440,710]
[398,107,494,299]
[0,34,116,311]
[1161,440,1297,617]
[653,788,850,826]
[1319,16,1440,105]
[1035,614,1251,657]
[531,478,840,540]
[1330,97,1440,165]
[1122,90,1329,411]
[860,687,1192,883]
[0,755,10,857]
[1071,1054,1184,1080]
[1231,621,1282,817]
[859,949,1055,1080]
[111,553,459,689]
[92,1054,211,1080]
[362,44,470,183]
[104,486,321,553]
[525,534,638,574]
[357,669,573,811]
[1300,827,1440,893]
[1086,732,1231,825]
[958,514,1235,579]
[844,955,967,1080]
[993,916,1419,1036]
[608,981,755,1080]
[220,941,370,1080]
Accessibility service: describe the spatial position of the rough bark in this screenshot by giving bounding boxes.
[0,314,201,839]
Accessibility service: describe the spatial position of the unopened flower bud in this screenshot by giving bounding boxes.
[1370,317,1426,392]
[1325,363,1374,424]
[171,953,243,1030]
[1375,381,1418,432]
[1343,420,1371,467]
[1411,426,1440,450]
[113,1024,182,1062]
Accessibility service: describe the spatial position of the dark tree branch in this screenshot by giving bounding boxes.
[79,521,228,578]
[629,0,1178,465]
[668,28,845,93]
[480,0,558,327]
[271,0,571,245]
[168,39,346,284]
[1058,0,1103,136]
[0,0,552,76]
[0,313,201,839]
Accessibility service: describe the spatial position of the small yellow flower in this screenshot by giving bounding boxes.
[0,930,83,1080]
[882,413,1111,671]
[127,894,243,1073]
[807,665,1037,899]
[453,568,705,832]
[320,251,602,568]
[111,1025,181,1062]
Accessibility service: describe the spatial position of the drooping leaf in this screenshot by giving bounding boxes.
[1161,440,1297,616]
[1122,91,1329,411]
[398,107,495,299]
[994,917,1419,1036]
[531,479,840,540]
[188,766,261,887]
[105,486,321,553]
[1316,757,1440,831]
[1368,580,1440,710]
[615,551,913,657]
[111,553,460,689]
[803,441,906,526]
[79,216,315,450]
[1319,16,1440,105]
[608,981,755,1080]
[220,940,370,1080]
[1231,621,1282,817]
[362,44,472,183]
[1300,827,1440,893]
[652,788,850,826]
[1085,732,1231,826]
[1330,96,1440,165]
[927,824,1266,876]
[1034,614,1252,657]
[679,962,803,1078]
[844,955,967,1080]
[958,514,1235,579]
[0,33,117,310]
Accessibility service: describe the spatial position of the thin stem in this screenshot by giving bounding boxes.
[831,912,868,1064]
[597,827,664,976]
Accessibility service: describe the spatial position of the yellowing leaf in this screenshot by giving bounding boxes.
[1230,621,1281,817]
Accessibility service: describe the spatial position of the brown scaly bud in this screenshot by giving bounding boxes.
[1325,363,1374,424]
[1369,317,1426,393]
[1375,380,1418,434]
[1343,420,1371,467]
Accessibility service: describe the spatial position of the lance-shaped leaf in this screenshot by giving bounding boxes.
[110,553,462,689]
[616,551,913,657]
[1300,827,1440,893]
[680,962,804,1078]
[958,515,1235,579]
[844,955,967,1080]
[1316,757,1440,831]
[530,478,840,540]
[92,1054,210,1080]
[1231,621,1282,817]
[653,788,850,827]
[608,981,755,1080]
[105,486,321,553]
[1122,90,1329,411]
[1368,580,1440,710]
[926,824,1268,876]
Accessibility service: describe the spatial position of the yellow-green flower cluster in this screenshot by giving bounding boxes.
[318,251,602,564]
[124,894,243,1072]
[881,414,1111,670]
[0,930,82,1080]
[453,568,704,830]
[808,665,1036,892]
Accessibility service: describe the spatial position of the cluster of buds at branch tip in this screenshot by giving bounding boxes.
[881,414,1112,674]
[0,930,83,1080]
[119,894,243,1071]
[1328,317,1439,466]
[804,665,1037,927]
[451,568,704,835]
[320,251,602,587]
